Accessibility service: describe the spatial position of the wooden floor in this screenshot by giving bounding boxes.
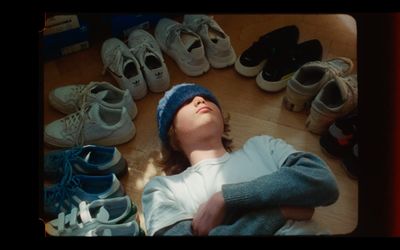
[43,14,358,235]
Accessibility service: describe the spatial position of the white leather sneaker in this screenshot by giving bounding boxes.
[155,18,210,76]
[49,81,138,119]
[101,38,147,100]
[184,15,236,68]
[128,29,170,93]
[44,102,136,147]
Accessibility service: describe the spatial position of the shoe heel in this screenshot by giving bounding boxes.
[305,108,334,135]
[283,96,307,112]
[284,84,315,112]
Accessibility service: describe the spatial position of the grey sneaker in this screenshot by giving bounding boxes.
[49,81,138,119]
[183,15,236,68]
[284,57,354,112]
[44,102,136,147]
[306,75,358,134]
[155,18,210,76]
[101,38,147,100]
[45,196,140,236]
[128,29,170,93]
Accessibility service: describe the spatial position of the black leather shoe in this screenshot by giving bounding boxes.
[234,25,299,77]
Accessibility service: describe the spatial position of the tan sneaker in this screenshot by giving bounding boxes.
[284,57,354,112]
[306,75,357,134]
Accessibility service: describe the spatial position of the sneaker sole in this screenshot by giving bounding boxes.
[234,57,266,77]
[284,84,315,112]
[208,49,237,69]
[256,72,293,92]
[305,108,334,135]
[44,124,136,148]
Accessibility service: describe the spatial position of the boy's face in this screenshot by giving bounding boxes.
[172,95,224,144]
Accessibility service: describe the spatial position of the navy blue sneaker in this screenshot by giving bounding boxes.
[44,173,125,219]
[44,145,127,181]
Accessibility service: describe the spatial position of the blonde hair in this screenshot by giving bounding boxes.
[156,113,233,175]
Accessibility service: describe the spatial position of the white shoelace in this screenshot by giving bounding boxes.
[190,16,215,33]
[62,102,92,146]
[102,47,124,77]
[165,24,196,49]
[131,43,162,64]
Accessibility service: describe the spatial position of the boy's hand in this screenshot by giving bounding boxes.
[192,191,226,236]
[280,206,315,220]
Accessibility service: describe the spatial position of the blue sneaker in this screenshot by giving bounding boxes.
[44,173,125,218]
[44,145,127,181]
[45,196,141,236]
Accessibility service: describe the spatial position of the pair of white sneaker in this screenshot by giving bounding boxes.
[284,57,358,134]
[45,81,137,147]
[155,15,237,76]
[101,29,170,100]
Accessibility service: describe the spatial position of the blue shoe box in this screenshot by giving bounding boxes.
[42,18,90,61]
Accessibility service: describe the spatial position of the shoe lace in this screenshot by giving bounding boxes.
[46,147,83,178]
[65,83,98,113]
[326,61,345,76]
[102,46,123,77]
[190,15,214,33]
[44,172,81,214]
[61,102,93,146]
[130,43,161,62]
[165,24,195,49]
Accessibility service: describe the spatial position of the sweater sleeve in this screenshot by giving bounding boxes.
[221,152,339,210]
[156,208,286,236]
[155,220,193,236]
[209,208,286,235]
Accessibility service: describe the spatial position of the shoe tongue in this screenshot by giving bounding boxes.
[211,36,229,48]
[123,59,135,70]
[83,151,92,163]
[96,206,111,222]
[87,103,101,122]
[92,89,109,100]
[334,77,349,98]
[142,50,159,65]
[190,46,204,58]
[181,32,202,52]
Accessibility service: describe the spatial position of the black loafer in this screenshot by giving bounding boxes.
[235,25,299,77]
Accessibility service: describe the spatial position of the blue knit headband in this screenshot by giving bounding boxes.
[157,83,220,146]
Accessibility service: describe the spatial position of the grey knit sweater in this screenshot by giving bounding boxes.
[155,152,339,236]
